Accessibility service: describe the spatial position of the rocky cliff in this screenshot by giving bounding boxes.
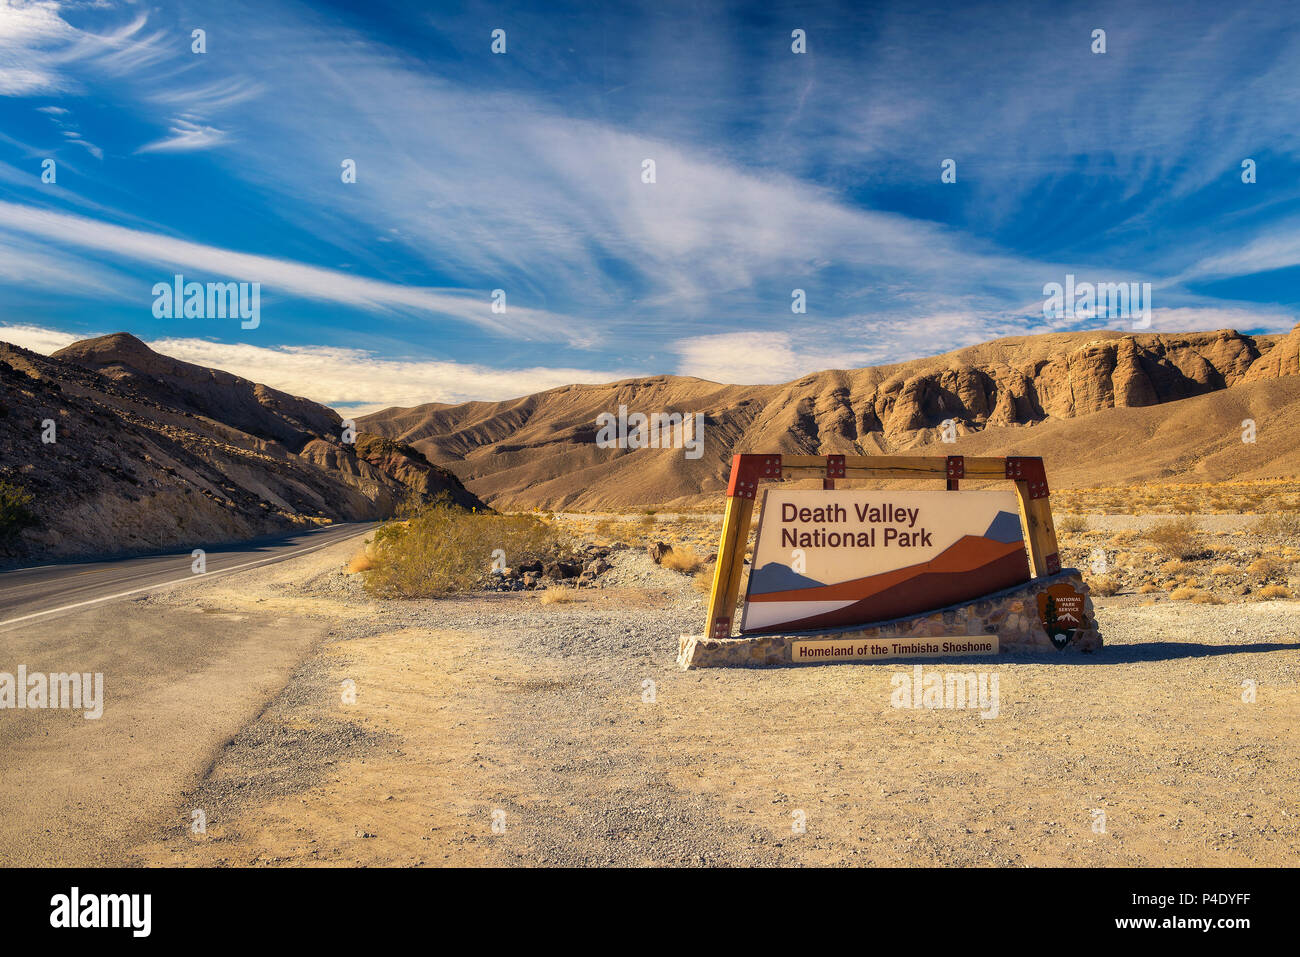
[0,334,484,563]
[359,327,1300,508]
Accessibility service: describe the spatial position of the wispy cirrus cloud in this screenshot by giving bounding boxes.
[1,0,1297,404]
[136,116,228,153]
[0,199,596,344]
[0,2,170,94]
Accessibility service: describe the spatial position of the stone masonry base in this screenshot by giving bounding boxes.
[678,570,1102,668]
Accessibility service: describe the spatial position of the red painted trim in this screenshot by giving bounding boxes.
[1005,456,1049,499]
[726,453,782,499]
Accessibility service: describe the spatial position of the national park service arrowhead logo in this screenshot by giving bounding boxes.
[1037,583,1086,650]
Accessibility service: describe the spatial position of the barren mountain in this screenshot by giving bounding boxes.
[0,333,483,563]
[359,327,1300,508]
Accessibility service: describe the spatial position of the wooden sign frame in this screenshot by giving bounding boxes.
[703,454,1061,640]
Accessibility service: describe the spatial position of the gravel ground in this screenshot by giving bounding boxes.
[124,538,1300,868]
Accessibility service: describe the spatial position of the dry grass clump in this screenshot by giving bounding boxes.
[363,504,571,598]
[1137,583,1162,594]
[1163,559,1193,576]
[692,569,714,594]
[1258,584,1291,599]
[538,585,578,604]
[1059,514,1089,535]
[661,546,704,574]
[1210,564,1236,576]
[1087,575,1121,596]
[1246,557,1290,580]
[1169,586,1223,604]
[346,544,378,574]
[1147,517,1203,560]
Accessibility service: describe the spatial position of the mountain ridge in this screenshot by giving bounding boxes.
[359,325,1300,508]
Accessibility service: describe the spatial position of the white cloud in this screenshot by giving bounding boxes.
[1142,307,1296,335]
[0,200,593,343]
[0,2,169,96]
[0,323,633,412]
[673,331,876,384]
[1181,225,1300,282]
[136,117,228,153]
[0,321,81,354]
[0,0,74,94]
[147,338,632,412]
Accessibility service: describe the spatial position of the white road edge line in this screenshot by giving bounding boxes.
[0,527,370,629]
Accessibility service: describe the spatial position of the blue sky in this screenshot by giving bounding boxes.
[1,0,1299,412]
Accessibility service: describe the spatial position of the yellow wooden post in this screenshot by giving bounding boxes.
[703,454,778,638]
[1010,455,1061,577]
[704,494,755,639]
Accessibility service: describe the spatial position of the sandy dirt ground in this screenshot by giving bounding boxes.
[93,533,1300,868]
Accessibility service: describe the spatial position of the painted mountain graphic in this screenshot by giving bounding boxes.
[983,510,1024,543]
[741,532,1031,634]
[748,562,826,595]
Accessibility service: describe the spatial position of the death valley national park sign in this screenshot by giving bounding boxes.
[740,489,1031,634]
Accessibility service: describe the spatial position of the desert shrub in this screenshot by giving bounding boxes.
[1059,514,1089,535]
[1258,584,1291,599]
[346,543,377,574]
[364,504,571,598]
[661,546,704,574]
[1247,557,1289,580]
[1088,575,1121,596]
[1147,517,1204,560]
[1210,564,1236,576]
[1137,583,1162,594]
[0,480,36,540]
[538,585,578,604]
[1169,587,1198,601]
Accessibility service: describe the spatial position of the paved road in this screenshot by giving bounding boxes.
[0,522,375,632]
